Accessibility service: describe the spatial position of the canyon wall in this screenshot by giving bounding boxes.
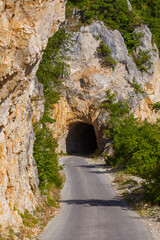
[0,0,66,228]
[52,22,160,153]
[0,0,160,229]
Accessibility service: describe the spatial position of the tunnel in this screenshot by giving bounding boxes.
[66,122,98,155]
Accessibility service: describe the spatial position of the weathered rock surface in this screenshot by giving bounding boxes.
[0,0,65,228]
[52,21,160,153]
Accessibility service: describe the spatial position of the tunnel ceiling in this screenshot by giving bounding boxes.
[66,122,98,155]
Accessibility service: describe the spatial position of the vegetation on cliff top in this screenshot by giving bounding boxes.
[67,0,142,53]
[67,0,160,54]
[130,0,160,52]
[66,0,157,73]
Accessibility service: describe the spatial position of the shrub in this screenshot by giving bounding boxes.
[101,90,129,130]
[152,102,160,113]
[102,91,160,203]
[133,32,144,48]
[131,77,145,94]
[33,124,63,190]
[133,49,152,72]
[97,41,117,69]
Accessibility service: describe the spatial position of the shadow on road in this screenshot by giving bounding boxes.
[60,199,128,209]
[77,164,113,174]
[77,164,106,168]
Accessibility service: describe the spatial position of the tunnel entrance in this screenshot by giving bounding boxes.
[66,122,98,155]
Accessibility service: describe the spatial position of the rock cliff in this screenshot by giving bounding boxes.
[0,0,65,228]
[0,0,160,230]
[52,22,160,153]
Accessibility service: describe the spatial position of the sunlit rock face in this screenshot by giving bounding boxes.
[0,0,66,228]
[51,22,160,153]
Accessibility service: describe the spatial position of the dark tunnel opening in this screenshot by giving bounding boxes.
[66,122,98,155]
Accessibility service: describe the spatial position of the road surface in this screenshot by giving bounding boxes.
[40,156,153,240]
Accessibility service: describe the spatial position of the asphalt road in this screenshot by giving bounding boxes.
[40,156,153,240]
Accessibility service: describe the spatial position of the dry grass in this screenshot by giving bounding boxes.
[0,169,65,240]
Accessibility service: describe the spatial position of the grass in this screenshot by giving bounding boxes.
[20,183,62,239]
[20,211,39,228]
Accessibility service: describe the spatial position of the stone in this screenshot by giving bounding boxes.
[0,0,66,228]
[51,22,160,153]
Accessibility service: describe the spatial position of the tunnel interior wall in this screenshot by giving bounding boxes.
[66,122,98,155]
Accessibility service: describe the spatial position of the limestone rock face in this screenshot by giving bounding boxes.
[52,22,160,153]
[0,0,66,228]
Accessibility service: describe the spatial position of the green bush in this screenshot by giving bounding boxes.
[130,0,160,52]
[152,102,160,113]
[33,125,62,190]
[101,90,129,129]
[131,77,145,94]
[102,91,160,203]
[133,49,152,72]
[133,32,144,48]
[67,0,143,53]
[97,41,117,69]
